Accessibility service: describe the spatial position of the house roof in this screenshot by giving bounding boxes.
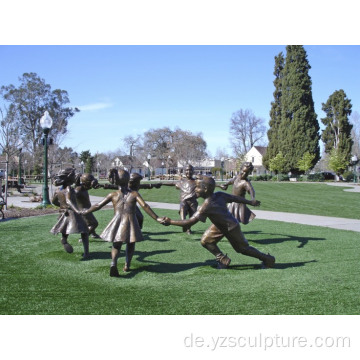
[254,146,267,156]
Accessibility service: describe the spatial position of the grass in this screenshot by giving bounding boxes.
[89,181,360,219]
[1,208,359,315]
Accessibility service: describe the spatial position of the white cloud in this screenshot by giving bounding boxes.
[77,102,113,111]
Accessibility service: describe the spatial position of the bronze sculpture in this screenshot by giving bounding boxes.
[220,162,256,224]
[81,169,165,277]
[161,176,275,269]
[50,168,90,259]
[75,173,102,239]
[162,164,198,234]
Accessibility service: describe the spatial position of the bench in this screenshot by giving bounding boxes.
[2,180,24,194]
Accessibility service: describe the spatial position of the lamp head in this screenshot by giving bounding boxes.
[40,111,53,130]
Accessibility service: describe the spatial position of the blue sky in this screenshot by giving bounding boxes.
[1,45,359,157]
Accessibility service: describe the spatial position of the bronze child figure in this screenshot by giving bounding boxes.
[107,169,162,229]
[50,168,90,259]
[220,161,256,224]
[128,172,162,229]
[162,164,198,234]
[75,173,102,239]
[81,169,165,277]
[162,176,275,269]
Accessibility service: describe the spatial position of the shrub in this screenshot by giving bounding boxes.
[343,171,355,182]
[308,173,325,182]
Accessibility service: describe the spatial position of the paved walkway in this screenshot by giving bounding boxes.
[3,183,360,232]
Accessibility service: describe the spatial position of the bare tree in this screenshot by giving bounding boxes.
[229,109,267,157]
[172,128,207,167]
[123,135,144,172]
[0,106,25,208]
[141,127,207,169]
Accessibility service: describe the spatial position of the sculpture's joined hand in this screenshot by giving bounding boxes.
[251,199,261,207]
[158,216,171,226]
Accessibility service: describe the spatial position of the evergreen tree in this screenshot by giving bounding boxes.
[321,89,353,164]
[277,45,320,174]
[79,150,93,173]
[263,52,285,169]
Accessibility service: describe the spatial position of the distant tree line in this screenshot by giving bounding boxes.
[0,72,209,178]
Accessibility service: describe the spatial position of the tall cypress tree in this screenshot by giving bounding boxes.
[277,45,320,174]
[263,52,284,169]
[321,89,353,160]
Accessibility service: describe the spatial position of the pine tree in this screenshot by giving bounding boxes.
[263,52,284,169]
[321,89,353,164]
[277,45,320,174]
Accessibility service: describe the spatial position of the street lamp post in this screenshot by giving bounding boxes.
[97,162,101,178]
[167,155,171,179]
[24,160,28,179]
[80,161,84,174]
[18,148,22,185]
[351,155,358,183]
[40,111,53,207]
[161,161,165,176]
[147,154,151,181]
[221,157,225,181]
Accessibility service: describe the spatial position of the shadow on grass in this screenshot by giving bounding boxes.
[142,230,203,242]
[116,259,318,278]
[229,259,317,271]
[245,230,326,248]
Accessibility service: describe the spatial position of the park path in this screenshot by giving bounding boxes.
[4,183,360,232]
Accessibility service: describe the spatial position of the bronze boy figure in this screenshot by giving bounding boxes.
[162,176,275,269]
[51,168,90,259]
[81,169,165,277]
[162,164,198,234]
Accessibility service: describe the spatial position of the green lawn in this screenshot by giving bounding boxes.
[1,208,359,315]
[90,181,360,219]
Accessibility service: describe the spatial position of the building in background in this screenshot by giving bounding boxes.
[244,146,268,175]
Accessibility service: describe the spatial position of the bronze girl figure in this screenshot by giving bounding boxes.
[220,162,256,224]
[51,168,90,259]
[81,169,165,277]
[74,173,101,239]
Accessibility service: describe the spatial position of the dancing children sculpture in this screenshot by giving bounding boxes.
[50,168,90,259]
[161,176,275,269]
[162,164,198,234]
[75,173,102,239]
[80,169,165,277]
[219,162,256,224]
